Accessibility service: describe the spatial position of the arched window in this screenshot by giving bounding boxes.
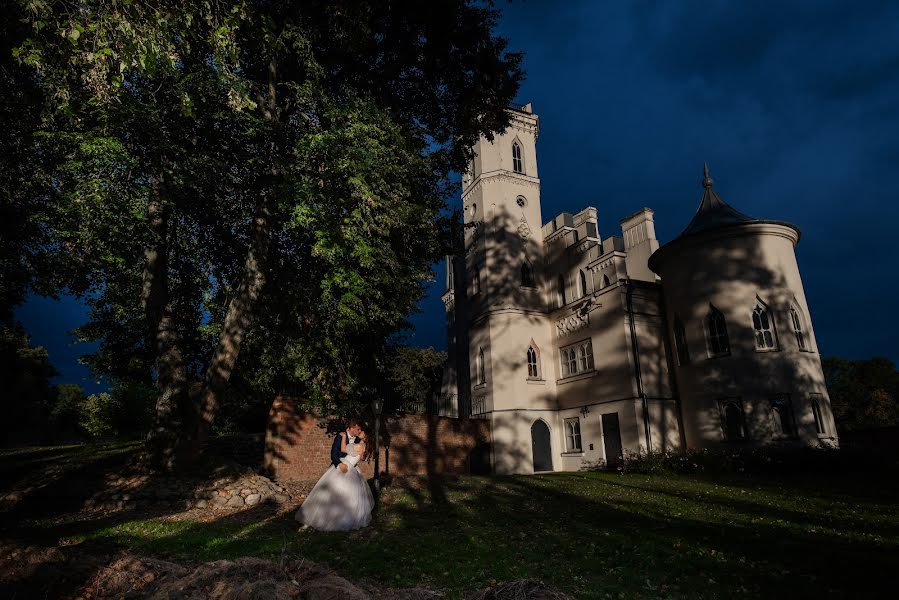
[790,305,808,351]
[470,265,480,296]
[600,274,611,289]
[752,299,777,350]
[527,344,540,379]
[579,270,588,298]
[722,401,745,441]
[578,340,594,371]
[564,418,582,452]
[512,141,523,173]
[706,304,730,357]
[521,262,535,288]
[674,316,690,366]
[770,394,794,437]
[477,348,486,384]
[811,397,825,434]
[557,275,566,307]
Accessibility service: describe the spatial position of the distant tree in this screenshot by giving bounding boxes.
[50,383,87,440]
[823,357,899,432]
[79,381,155,441]
[0,324,58,445]
[14,0,522,468]
[386,347,448,411]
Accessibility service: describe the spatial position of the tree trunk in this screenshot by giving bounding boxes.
[193,194,274,449]
[189,55,282,456]
[141,174,189,471]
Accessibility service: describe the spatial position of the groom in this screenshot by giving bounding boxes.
[331,419,362,473]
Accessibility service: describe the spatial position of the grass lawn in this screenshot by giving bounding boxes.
[3,444,898,599]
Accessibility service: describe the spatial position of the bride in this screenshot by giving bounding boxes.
[295,430,374,531]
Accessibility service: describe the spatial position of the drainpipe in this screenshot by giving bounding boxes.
[626,280,652,452]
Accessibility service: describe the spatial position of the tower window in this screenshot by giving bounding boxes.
[769,394,795,437]
[516,195,528,208]
[719,398,746,441]
[752,299,777,350]
[557,275,566,307]
[579,270,588,298]
[477,348,486,385]
[512,141,523,173]
[521,262,535,288]
[811,396,826,434]
[471,266,481,296]
[790,305,808,351]
[705,304,730,357]
[674,316,690,366]
[527,344,540,379]
[600,274,611,289]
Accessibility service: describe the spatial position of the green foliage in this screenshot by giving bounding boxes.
[79,392,117,440]
[823,356,899,431]
[385,346,447,410]
[620,444,899,475]
[79,382,155,441]
[10,0,523,442]
[50,383,87,439]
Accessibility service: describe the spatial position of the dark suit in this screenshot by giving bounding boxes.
[331,431,358,469]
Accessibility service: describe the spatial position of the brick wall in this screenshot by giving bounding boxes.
[263,396,493,481]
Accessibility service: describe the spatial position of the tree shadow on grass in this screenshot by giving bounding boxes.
[593,475,899,537]
[4,456,898,599]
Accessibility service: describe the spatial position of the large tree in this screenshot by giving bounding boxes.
[13,0,522,468]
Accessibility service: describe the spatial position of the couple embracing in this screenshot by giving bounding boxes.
[295,418,374,531]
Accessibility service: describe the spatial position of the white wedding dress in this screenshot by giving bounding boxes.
[295,441,374,531]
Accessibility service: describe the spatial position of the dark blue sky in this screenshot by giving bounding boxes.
[16,0,899,392]
[408,0,899,363]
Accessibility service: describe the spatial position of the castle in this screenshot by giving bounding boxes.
[439,104,838,475]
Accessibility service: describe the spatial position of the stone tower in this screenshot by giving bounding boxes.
[458,104,562,472]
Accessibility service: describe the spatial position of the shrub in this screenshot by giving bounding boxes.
[80,392,119,440]
[621,444,899,476]
[79,382,154,441]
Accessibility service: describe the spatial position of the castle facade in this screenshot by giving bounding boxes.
[440,104,838,475]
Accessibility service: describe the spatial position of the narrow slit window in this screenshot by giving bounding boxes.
[706,304,730,357]
[674,316,690,365]
[791,306,808,351]
[477,348,486,384]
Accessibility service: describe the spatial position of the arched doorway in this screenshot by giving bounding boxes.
[531,420,553,472]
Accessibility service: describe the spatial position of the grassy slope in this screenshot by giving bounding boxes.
[3,444,898,599]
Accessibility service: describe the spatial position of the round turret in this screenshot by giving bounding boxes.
[649,166,837,449]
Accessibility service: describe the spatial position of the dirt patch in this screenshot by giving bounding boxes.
[0,540,572,600]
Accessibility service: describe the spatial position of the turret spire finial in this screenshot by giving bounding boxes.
[702,163,714,189]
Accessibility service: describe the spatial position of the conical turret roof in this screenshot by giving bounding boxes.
[679,164,755,237]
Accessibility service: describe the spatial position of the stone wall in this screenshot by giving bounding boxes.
[264,397,493,481]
